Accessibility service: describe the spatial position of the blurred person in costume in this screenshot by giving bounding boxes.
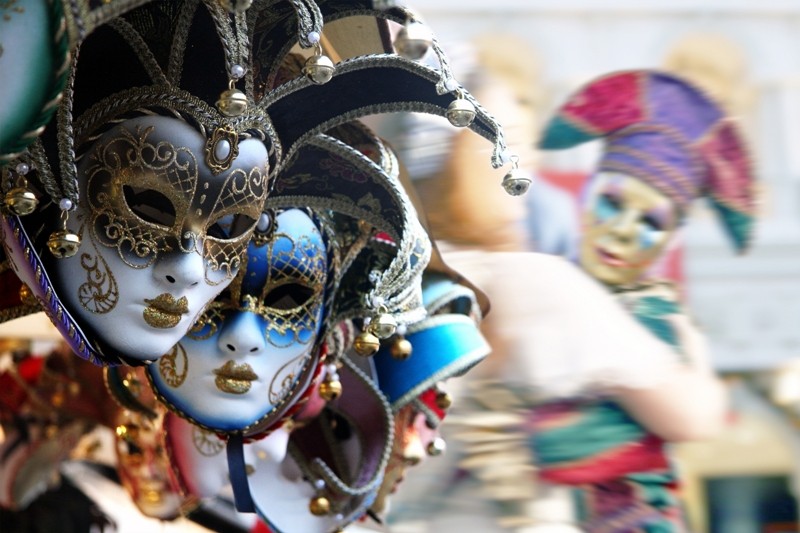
[528,69,756,531]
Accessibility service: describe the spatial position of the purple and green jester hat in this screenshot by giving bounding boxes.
[538,69,757,252]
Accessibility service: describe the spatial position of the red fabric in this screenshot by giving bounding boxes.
[418,388,446,421]
[698,119,755,214]
[0,270,24,310]
[539,434,669,485]
[562,72,645,134]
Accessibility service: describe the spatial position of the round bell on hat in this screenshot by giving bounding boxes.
[304,53,335,85]
[353,331,380,357]
[446,96,476,128]
[394,20,433,61]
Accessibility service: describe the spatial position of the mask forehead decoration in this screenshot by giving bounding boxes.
[83,116,268,279]
[539,69,756,253]
[1,0,512,367]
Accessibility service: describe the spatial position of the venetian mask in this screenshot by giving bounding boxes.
[580,172,680,286]
[148,208,328,432]
[52,115,269,361]
[371,401,443,517]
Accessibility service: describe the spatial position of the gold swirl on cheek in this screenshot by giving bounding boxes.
[78,231,119,314]
[192,426,224,457]
[158,343,188,388]
[85,125,197,269]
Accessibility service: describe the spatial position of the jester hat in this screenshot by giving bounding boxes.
[1,0,508,367]
[538,69,756,252]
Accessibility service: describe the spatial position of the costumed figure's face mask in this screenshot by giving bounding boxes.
[149,209,327,431]
[371,400,443,516]
[580,172,679,286]
[54,116,269,361]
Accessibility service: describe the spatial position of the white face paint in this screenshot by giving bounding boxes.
[53,116,269,361]
[149,209,328,431]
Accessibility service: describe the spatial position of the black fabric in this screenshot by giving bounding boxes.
[0,474,116,533]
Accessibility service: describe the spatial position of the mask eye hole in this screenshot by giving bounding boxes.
[207,213,257,240]
[123,186,177,228]
[263,282,316,311]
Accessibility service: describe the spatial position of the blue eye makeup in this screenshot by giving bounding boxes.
[595,192,621,222]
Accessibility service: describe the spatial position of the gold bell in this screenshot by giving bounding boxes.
[319,378,342,402]
[4,187,38,216]
[303,53,335,85]
[309,495,330,516]
[446,97,476,128]
[216,87,248,117]
[435,390,452,410]
[390,337,413,360]
[393,20,433,60]
[369,313,397,339]
[48,229,80,258]
[501,167,532,196]
[353,331,380,357]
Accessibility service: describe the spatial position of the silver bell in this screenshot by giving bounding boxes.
[47,230,81,258]
[427,437,447,457]
[303,54,335,85]
[501,167,532,196]
[394,21,433,61]
[446,98,476,128]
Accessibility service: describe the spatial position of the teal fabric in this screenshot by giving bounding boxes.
[538,115,599,149]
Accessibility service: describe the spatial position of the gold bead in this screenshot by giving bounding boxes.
[4,187,38,216]
[47,229,80,258]
[309,495,330,516]
[446,98,476,128]
[50,390,65,408]
[319,379,342,402]
[435,391,452,410]
[216,88,248,117]
[303,54,335,85]
[369,313,397,339]
[390,338,413,360]
[353,331,380,357]
[18,284,37,306]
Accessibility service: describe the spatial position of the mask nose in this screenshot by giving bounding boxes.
[609,208,640,244]
[217,311,266,357]
[152,250,204,288]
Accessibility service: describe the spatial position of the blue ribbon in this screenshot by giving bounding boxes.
[227,433,255,513]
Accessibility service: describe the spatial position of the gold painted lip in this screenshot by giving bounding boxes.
[143,294,189,329]
[213,361,258,395]
[213,360,258,381]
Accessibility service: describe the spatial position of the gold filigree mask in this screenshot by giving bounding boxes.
[190,209,328,347]
[83,116,269,282]
[580,172,680,286]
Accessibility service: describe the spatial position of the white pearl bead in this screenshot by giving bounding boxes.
[59,198,73,210]
[499,150,515,165]
[444,78,458,92]
[314,479,325,490]
[15,162,30,175]
[307,31,321,44]
[214,139,231,161]
[257,212,272,231]
[326,364,337,374]
[230,64,245,79]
